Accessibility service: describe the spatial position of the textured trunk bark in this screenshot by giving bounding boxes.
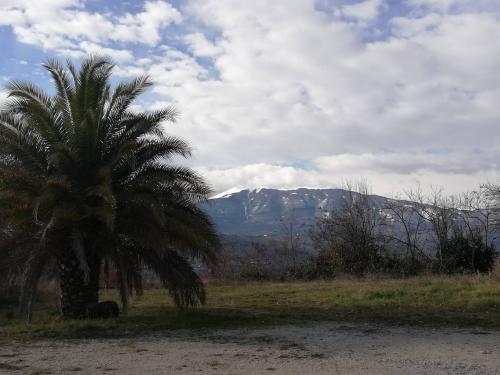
[58,251,100,319]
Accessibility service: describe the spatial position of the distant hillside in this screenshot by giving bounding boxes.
[201,188,392,236]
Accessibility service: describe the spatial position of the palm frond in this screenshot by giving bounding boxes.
[43,58,75,136]
[140,248,206,307]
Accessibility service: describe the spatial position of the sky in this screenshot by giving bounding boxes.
[1,0,500,197]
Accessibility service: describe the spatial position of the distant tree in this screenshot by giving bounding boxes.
[0,56,219,320]
[407,187,459,272]
[310,181,385,276]
[271,208,308,277]
[456,189,498,247]
[383,191,428,273]
[405,186,499,274]
[441,232,495,274]
[239,241,272,280]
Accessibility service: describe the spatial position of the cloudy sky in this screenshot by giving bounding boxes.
[1,0,500,196]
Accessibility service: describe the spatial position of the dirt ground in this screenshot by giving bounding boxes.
[1,322,499,374]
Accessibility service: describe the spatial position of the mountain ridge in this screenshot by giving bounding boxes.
[202,187,393,236]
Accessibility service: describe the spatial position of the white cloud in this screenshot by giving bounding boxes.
[79,41,134,62]
[184,33,222,57]
[113,1,182,45]
[342,0,384,21]
[199,161,499,196]
[199,163,320,192]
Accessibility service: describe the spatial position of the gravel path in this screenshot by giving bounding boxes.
[1,322,499,374]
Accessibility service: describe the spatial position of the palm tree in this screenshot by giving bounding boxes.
[0,56,219,320]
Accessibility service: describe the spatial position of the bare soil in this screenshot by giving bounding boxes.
[1,322,499,374]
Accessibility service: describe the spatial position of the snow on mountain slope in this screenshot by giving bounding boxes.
[202,188,390,236]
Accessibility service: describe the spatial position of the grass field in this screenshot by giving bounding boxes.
[1,274,500,339]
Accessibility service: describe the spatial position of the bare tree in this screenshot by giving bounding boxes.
[407,187,459,271]
[481,182,500,243]
[383,192,428,265]
[456,189,498,246]
[310,180,385,275]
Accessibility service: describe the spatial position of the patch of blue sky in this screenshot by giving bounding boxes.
[365,3,417,42]
[0,28,53,90]
[82,0,142,17]
[314,0,421,43]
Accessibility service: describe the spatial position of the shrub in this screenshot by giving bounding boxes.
[441,233,495,274]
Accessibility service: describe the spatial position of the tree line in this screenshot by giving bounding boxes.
[214,181,499,280]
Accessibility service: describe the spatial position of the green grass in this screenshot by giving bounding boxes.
[1,275,500,339]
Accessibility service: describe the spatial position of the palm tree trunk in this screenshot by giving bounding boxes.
[58,251,100,319]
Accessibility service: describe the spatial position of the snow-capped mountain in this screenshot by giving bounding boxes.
[201,188,391,236]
